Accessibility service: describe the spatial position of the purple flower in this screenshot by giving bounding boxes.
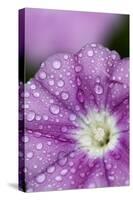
[19,43,129,192]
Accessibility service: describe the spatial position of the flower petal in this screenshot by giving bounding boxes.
[75,43,120,110]
[103,142,129,186]
[19,131,76,192]
[35,53,86,114]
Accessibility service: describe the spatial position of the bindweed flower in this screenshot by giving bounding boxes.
[19,43,129,192]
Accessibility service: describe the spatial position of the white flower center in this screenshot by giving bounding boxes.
[74,110,119,158]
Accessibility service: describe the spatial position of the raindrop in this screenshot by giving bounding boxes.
[87,50,94,57]
[36,143,43,150]
[69,114,76,121]
[77,89,84,103]
[33,92,40,97]
[53,60,61,69]
[30,84,36,90]
[27,111,35,121]
[27,152,33,159]
[39,71,47,79]
[75,65,82,73]
[47,165,56,174]
[94,84,104,94]
[22,135,29,143]
[50,104,60,115]
[58,152,68,166]
[48,79,55,86]
[24,92,30,98]
[61,126,68,132]
[55,175,62,182]
[36,173,46,183]
[43,115,48,121]
[96,76,101,83]
[57,80,65,87]
[60,169,68,176]
[64,54,69,60]
[61,92,69,100]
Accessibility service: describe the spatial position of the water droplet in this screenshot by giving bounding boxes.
[47,165,55,174]
[61,126,68,132]
[24,92,30,98]
[75,65,82,72]
[57,80,65,87]
[76,77,82,86]
[60,169,68,176]
[87,50,94,57]
[108,175,115,181]
[70,168,76,174]
[50,104,60,115]
[80,172,85,178]
[55,175,62,182]
[27,152,33,159]
[96,76,101,83]
[64,54,68,60]
[113,153,121,160]
[35,115,41,121]
[22,135,29,143]
[27,111,35,121]
[106,163,112,170]
[39,71,47,79]
[94,84,103,94]
[58,152,67,166]
[77,89,84,103]
[33,92,40,97]
[91,43,97,47]
[43,115,48,121]
[30,84,36,90]
[36,143,43,150]
[61,92,69,100]
[48,79,55,86]
[111,54,116,60]
[53,60,61,69]
[36,173,46,183]
[89,183,96,188]
[69,114,76,121]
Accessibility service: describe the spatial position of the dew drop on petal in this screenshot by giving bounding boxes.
[61,92,69,100]
[57,80,65,87]
[69,114,76,121]
[27,111,35,121]
[36,174,46,183]
[75,65,82,73]
[58,152,68,166]
[48,79,55,86]
[47,166,56,174]
[43,114,48,121]
[60,169,68,176]
[64,54,69,60]
[94,84,104,94]
[87,50,94,57]
[36,143,43,150]
[55,175,62,182]
[30,84,36,90]
[53,60,61,69]
[24,92,30,98]
[77,89,85,103]
[33,92,40,97]
[39,71,47,79]
[50,104,60,115]
[22,135,29,143]
[27,152,33,159]
[61,126,68,132]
